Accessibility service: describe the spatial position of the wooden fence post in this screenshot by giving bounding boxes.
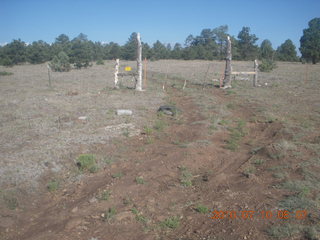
[114,59,119,89]
[223,36,232,89]
[47,64,52,88]
[253,59,258,87]
[144,57,147,89]
[135,32,143,91]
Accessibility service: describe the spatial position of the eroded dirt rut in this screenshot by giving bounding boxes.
[3,86,284,240]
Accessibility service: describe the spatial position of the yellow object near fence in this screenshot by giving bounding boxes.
[125,66,132,71]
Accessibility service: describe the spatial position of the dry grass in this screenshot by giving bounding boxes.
[0,62,164,189]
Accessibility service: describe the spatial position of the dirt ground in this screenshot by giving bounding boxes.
[0,60,319,240]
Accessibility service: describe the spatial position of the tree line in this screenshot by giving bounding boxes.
[0,18,319,69]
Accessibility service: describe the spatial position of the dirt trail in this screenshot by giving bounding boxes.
[3,85,285,240]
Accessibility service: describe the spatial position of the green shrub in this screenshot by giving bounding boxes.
[50,51,71,72]
[258,59,277,72]
[160,216,180,229]
[103,207,117,221]
[96,59,104,65]
[0,71,13,76]
[195,204,209,213]
[135,176,145,184]
[47,179,59,192]
[76,154,97,173]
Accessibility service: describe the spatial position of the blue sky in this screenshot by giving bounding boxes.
[0,0,319,53]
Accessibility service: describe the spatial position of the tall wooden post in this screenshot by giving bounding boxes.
[223,36,232,89]
[144,57,147,89]
[47,64,52,88]
[253,59,258,87]
[135,32,143,91]
[114,59,120,89]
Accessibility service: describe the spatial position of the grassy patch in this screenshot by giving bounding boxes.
[99,190,111,201]
[153,119,166,131]
[2,193,19,210]
[143,126,153,135]
[103,157,115,165]
[47,179,59,192]
[179,166,193,187]
[122,128,130,137]
[103,207,117,221]
[160,216,180,229]
[209,117,221,132]
[135,176,146,184]
[267,224,301,239]
[225,119,247,151]
[131,208,148,224]
[172,140,189,148]
[226,103,235,110]
[195,204,209,213]
[243,166,256,175]
[0,71,13,76]
[145,136,154,144]
[76,154,98,173]
[272,172,288,180]
[252,158,265,166]
[123,197,133,206]
[112,172,124,179]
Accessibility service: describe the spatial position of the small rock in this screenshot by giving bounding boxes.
[78,116,87,120]
[71,207,78,213]
[89,197,97,204]
[116,109,133,116]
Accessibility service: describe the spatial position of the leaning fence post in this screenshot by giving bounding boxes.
[253,59,258,87]
[223,36,232,89]
[135,32,143,91]
[114,59,119,89]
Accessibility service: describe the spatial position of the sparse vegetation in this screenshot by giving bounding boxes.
[76,154,98,173]
[179,166,193,187]
[131,208,148,224]
[0,71,13,76]
[143,126,153,135]
[267,224,301,239]
[103,207,117,221]
[160,216,180,229]
[112,172,124,179]
[195,204,209,213]
[99,190,111,201]
[135,176,145,184]
[225,119,247,151]
[47,179,59,192]
[153,119,166,131]
[122,128,130,137]
[2,193,19,210]
[252,158,265,166]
